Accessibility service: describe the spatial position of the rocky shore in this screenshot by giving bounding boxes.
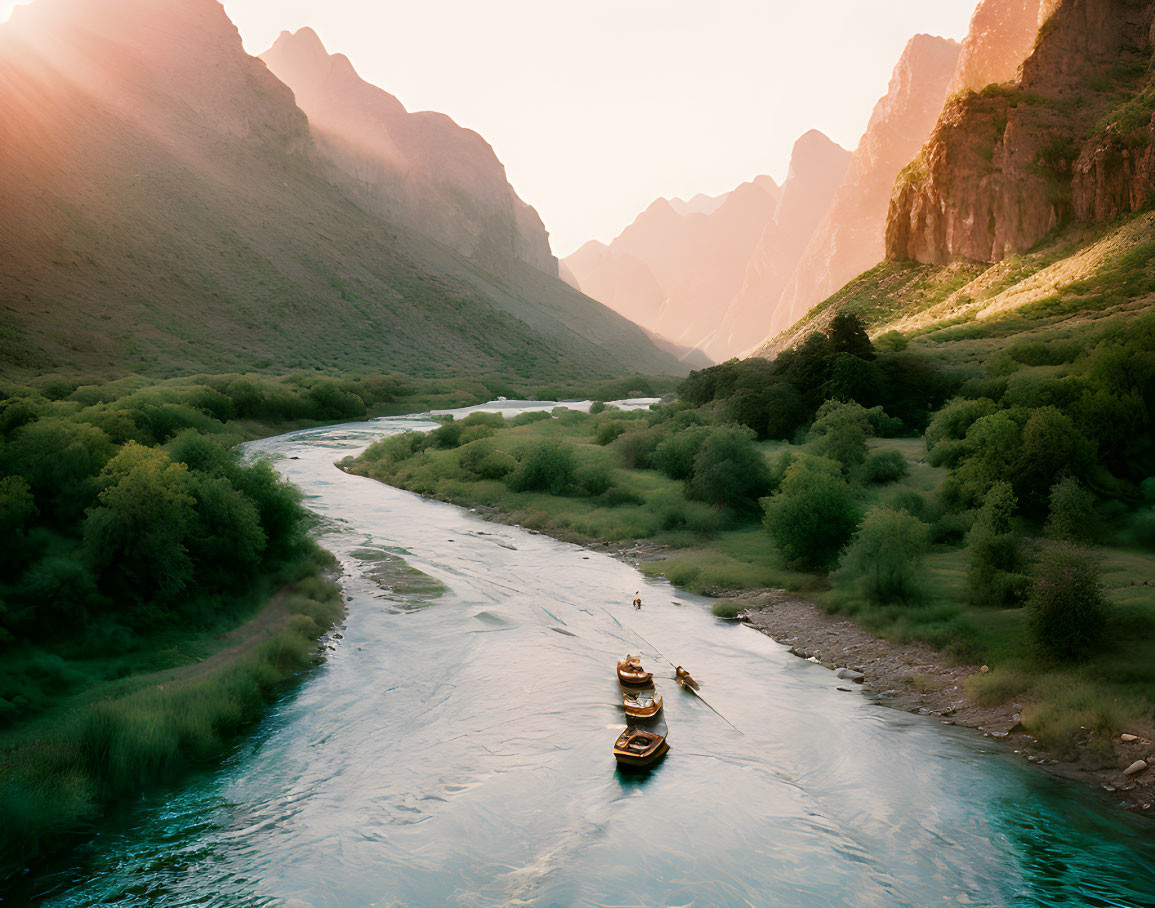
[721,588,1154,817]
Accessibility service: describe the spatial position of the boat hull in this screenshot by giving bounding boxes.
[613,730,670,767]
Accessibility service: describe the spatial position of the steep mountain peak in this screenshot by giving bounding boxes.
[0,0,674,379]
[768,30,961,341]
[948,0,1044,95]
[260,27,556,275]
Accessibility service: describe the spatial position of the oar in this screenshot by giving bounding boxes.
[602,606,744,735]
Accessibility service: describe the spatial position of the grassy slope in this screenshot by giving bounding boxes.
[0,12,681,384]
[755,211,1155,369]
[0,563,344,871]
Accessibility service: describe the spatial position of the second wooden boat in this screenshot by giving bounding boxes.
[621,683,663,718]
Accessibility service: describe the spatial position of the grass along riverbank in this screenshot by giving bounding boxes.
[343,395,1155,809]
[0,556,344,873]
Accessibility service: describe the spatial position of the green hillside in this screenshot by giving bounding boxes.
[0,0,681,384]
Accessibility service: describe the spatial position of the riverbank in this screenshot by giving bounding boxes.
[429,501,1155,816]
[0,563,345,875]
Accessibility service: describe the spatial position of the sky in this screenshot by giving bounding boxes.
[1,0,978,257]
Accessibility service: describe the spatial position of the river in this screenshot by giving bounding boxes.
[28,404,1155,906]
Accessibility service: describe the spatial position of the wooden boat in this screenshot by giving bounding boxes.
[621,683,663,718]
[616,658,652,686]
[613,726,670,767]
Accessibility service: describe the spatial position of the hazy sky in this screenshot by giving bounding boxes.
[2,0,977,256]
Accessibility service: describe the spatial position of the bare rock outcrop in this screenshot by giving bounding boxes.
[887,0,1155,266]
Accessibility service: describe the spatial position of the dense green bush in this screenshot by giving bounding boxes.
[1028,544,1107,662]
[763,458,861,571]
[807,401,870,470]
[652,426,712,481]
[859,449,909,485]
[685,426,772,511]
[836,507,929,604]
[458,442,516,480]
[595,420,631,446]
[1046,476,1098,544]
[507,441,578,495]
[967,482,1028,607]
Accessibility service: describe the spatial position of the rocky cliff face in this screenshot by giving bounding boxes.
[887,0,1155,266]
[261,28,556,276]
[948,0,1044,95]
[774,35,960,334]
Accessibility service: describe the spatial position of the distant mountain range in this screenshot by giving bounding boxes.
[0,0,679,380]
[563,0,1052,363]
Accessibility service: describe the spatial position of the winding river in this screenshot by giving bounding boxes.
[28,404,1155,906]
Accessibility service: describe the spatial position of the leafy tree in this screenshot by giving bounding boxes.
[828,312,875,360]
[949,411,1024,507]
[1028,544,1107,662]
[0,476,38,575]
[1045,476,1097,544]
[3,418,114,522]
[186,474,267,580]
[836,507,929,604]
[84,443,197,602]
[807,401,871,470]
[763,458,861,571]
[653,426,712,481]
[686,426,772,511]
[823,354,880,406]
[967,482,1027,607]
[1014,407,1092,505]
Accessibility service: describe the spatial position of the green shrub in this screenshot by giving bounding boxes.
[595,420,631,446]
[712,600,746,618]
[685,426,772,511]
[429,420,464,449]
[967,482,1028,607]
[1028,544,1107,662]
[652,426,711,481]
[835,507,929,605]
[512,410,551,427]
[589,401,607,415]
[807,401,871,470]
[613,426,663,469]
[1045,475,1097,544]
[507,441,577,495]
[763,458,861,571]
[576,464,613,497]
[859,449,909,485]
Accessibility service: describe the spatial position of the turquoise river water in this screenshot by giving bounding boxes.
[22,404,1155,906]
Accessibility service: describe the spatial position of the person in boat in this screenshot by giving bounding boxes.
[675,665,699,689]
